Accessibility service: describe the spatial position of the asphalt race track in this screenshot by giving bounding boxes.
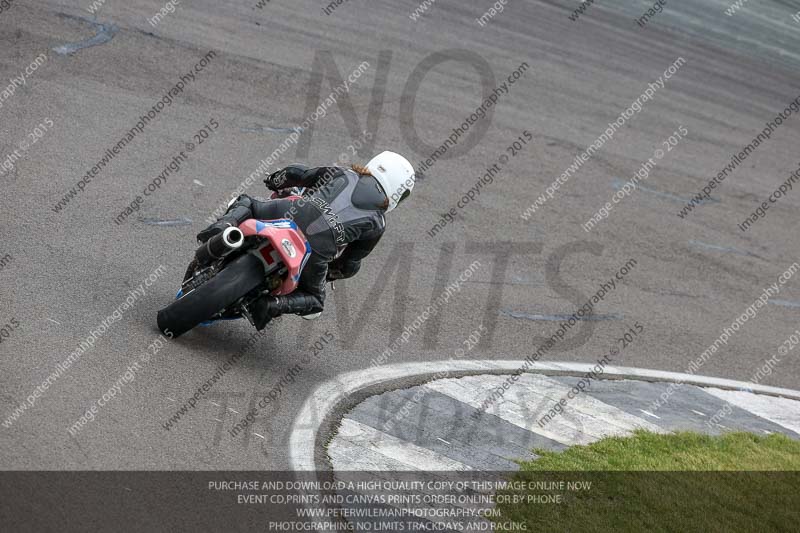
[1,0,799,472]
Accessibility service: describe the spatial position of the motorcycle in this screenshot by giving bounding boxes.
[156,214,312,338]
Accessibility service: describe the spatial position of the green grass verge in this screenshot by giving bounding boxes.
[493,431,800,532]
[524,430,800,471]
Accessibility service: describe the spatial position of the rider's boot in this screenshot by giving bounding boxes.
[196,195,255,242]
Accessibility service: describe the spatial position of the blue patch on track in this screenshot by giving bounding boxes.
[53,20,119,56]
[501,310,622,321]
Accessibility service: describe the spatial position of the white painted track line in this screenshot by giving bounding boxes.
[705,388,800,434]
[329,418,473,471]
[426,375,662,446]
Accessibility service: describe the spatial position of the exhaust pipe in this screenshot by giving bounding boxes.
[195,226,244,265]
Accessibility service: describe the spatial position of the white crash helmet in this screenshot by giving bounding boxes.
[366,151,415,212]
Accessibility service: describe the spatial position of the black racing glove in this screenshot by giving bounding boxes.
[264,169,289,191]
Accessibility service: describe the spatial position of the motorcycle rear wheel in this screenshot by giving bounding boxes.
[157,253,264,338]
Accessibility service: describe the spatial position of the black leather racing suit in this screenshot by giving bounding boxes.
[208,165,387,320]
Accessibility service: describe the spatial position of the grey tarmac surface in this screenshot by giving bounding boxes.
[1,0,799,470]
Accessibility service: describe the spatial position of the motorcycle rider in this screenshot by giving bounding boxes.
[197,151,415,330]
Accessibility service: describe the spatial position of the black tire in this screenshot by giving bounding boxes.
[157,254,264,338]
